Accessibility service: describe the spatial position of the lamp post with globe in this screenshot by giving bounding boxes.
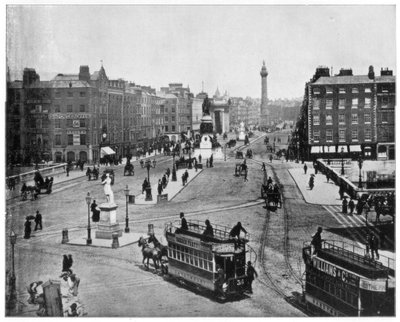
[124,185,130,233]
[358,155,363,189]
[85,192,92,245]
[341,147,345,176]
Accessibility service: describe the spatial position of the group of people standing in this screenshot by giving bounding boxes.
[157,168,171,195]
[24,210,43,239]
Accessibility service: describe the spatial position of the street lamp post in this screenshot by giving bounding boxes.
[172,151,177,181]
[188,148,192,169]
[124,185,130,233]
[358,155,363,189]
[85,192,92,245]
[8,230,17,310]
[341,147,345,176]
[145,160,153,201]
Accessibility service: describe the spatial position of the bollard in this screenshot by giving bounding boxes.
[61,229,69,244]
[111,232,119,249]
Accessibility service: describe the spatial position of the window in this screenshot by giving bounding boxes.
[326,114,332,125]
[364,98,371,108]
[80,91,86,97]
[381,96,389,108]
[365,128,371,140]
[67,105,73,112]
[67,134,73,145]
[326,129,333,142]
[352,129,358,141]
[313,115,320,125]
[381,113,388,123]
[172,125,176,132]
[339,99,346,109]
[55,134,61,145]
[67,91,73,98]
[80,134,86,145]
[312,98,320,110]
[55,91,61,98]
[352,113,358,124]
[79,104,85,112]
[313,87,320,95]
[54,105,60,112]
[313,130,320,142]
[365,87,371,93]
[171,116,176,122]
[165,116,169,122]
[67,119,73,127]
[36,119,42,128]
[55,119,61,129]
[80,119,86,127]
[364,113,371,123]
[339,88,346,94]
[382,131,388,141]
[352,98,358,108]
[172,107,176,113]
[339,114,345,124]
[339,129,346,141]
[325,99,333,109]
[352,87,359,94]
[165,125,168,132]
[326,87,333,94]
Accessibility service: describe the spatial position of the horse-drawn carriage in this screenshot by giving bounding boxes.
[226,139,237,148]
[123,163,134,176]
[234,163,247,177]
[138,234,168,274]
[86,167,99,181]
[235,151,244,159]
[20,171,53,200]
[261,184,282,209]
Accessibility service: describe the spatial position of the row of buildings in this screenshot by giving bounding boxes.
[291,66,395,161]
[6,65,237,165]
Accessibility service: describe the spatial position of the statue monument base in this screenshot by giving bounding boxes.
[95,203,123,239]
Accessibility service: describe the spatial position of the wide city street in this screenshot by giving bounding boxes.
[5,130,394,317]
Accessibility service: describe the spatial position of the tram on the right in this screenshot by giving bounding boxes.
[302,240,395,316]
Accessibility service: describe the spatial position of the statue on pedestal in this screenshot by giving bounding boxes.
[202,95,211,116]
[102,173,114,204]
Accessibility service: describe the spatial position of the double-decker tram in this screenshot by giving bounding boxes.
[164,219,251,299]
[302,240,395,316]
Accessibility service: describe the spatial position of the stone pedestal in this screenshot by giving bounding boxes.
[95,203,123,239]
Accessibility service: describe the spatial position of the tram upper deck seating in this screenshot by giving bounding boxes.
[165,219,249,244]
[308,241,394,279]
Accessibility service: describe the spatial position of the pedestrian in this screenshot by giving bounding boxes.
[210,154,213,168]
[184,170,189,184]
[348,199,355,215]
[311,227,323,255]
[368,234,379,260]
[180,212,188,230]
[261,162,266,173]
[216,264,225,297]
[142,178,148,194]
[269,155,273,163]
[202,219,214,237]
[339,185,344,200]
[244,168,248,182]
[304,164,308,174]
[61,254,73,274]
[162,175,167,189]
[64,302,84,317]
[309,175,314,190]
[181,173,185,186]
[157,179,163,195]
[314,164,318,175]
[24,217,32,239]
[91,200,100,222]
[342,198,348,214]
[166,168,171,177]
[198,154,202,164]
[326,172,330,183]
[66,165,70,177]
[194,159,198,172]
[34,210,43,231]
[246,261,258,294]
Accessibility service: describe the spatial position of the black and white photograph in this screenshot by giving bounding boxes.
[3,1,396,317]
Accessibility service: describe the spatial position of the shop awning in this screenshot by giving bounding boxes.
[349,145,362,152]
[101,146,116,157]
[326,146,336,153]
[310,146,323,153]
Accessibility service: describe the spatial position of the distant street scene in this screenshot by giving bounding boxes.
[4,4,396,317]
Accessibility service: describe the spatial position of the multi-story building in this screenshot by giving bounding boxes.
[305,66,395,160]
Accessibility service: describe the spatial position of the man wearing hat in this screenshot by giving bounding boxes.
[246,261,258,294]
[34,210,42,231]
[180,212,188,230]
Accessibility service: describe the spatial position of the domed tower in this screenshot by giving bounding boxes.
[260,60,269,125]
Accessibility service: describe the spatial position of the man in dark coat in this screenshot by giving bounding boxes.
[91,200,100,222]
[142,178,148,194]
[157,179,163,195]
[348,199,355,215]
[230,222,248,239]
[198,154,202,164]
[246,261,258,293]
[342,198,348,214]
[202,219,214,237]
[24,217,32,239]
[34,210,43,231]
[311,227,323,255]
[304,164,308,174]
[180,212,188,230]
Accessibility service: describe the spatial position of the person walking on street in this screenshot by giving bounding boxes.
[348,199,355,215]
[246,261,258,294]
[198,154,202,164]
[311,227,323,255]
[342,198,348,214]
[180,212,188,230]
[210,154,214,168]
[34,210,43,231]
[206,159,209,168]
[339,185,344,200]
[326,172,330,183]
[24,217,32,239]
[304,163,308,174]
[194,159,198,172]
[142,178,148,194]
[356,199,364,215]
[309,175,314,190]
[157,179,163,195]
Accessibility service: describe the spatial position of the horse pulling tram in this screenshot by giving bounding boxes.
[302,240,395,316]
[164,219,251,300]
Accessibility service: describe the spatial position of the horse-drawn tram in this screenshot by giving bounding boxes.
[164,219,250,299]
[302,240,395,316]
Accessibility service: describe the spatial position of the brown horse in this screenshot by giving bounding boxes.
[147,234,169,273]
[138,237,160,270]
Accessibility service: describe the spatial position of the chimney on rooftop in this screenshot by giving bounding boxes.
[79,65,90,82]
[380,68,393,76]
[338,68,353,76]
[368,66,375,80]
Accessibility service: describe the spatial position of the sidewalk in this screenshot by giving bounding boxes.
[135,168,203,205]
[288,162,344,206]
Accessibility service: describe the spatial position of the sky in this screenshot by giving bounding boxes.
[5,4,396,99]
